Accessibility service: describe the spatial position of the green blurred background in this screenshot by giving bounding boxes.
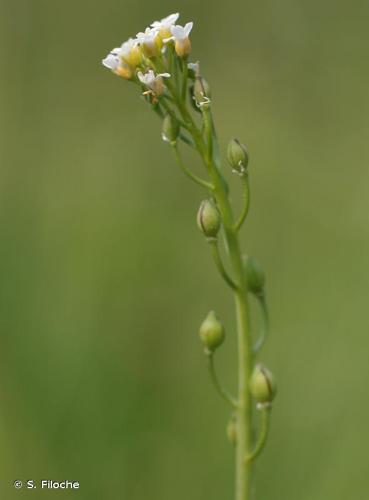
[1,0,369,498]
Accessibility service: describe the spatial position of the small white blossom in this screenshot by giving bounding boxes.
[136,27,156,45]
[120,38,137,58]
[164,22,193,57]
[102,47,133,79]
[102,48,121,71]
[170,22,193,41]
[137,70,171,95]
[136,27,160,57]
[120,37,141,67]
[151,13,180,37]
[164,23,193,44]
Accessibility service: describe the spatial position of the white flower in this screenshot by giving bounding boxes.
[170,22,193,42]
[137,70,170,95]
[151,13,180,38]
[136,27,156,45]
[120,38,141,67]
[120,38,137,56]
[164,22,193,57]
[151,13,179,29]
[136,27,160,57]
[102,47,133,79]
[102,48,121,71]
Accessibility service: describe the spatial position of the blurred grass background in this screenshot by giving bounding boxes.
[1,0,369,498]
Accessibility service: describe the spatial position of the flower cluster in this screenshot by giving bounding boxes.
[102,13,196,99]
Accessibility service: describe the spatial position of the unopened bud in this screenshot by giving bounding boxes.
[250,364,277,405]
[244,256,265,295]
[162,114,180,144]
[197,200,221,238]
[199,311,225,354]
[226,416,237,446]
[193,77,211,110]
[227,139,249,174]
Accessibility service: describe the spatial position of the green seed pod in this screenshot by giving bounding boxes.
[199,311,225,354]
[227,139,249,174]
[226,416,237,446]
[197,200,221,238]
[250,364,277,404]
[193,77,211,110]
[162,114,180,144]
[244,256,265,295]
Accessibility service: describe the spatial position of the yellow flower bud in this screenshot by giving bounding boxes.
[171,22,193,57]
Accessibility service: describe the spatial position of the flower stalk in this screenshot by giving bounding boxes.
[102,13,277,500]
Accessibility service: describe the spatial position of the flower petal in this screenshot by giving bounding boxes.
[102,54,119,70]
[171,25,185,39]
[184,22,193,36]
[151,13,179,28]
[165,13,180,25]
[137,71,146,83]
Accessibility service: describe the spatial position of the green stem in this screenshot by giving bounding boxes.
[159,98,196,149]
[172,91,253,500]
[167,83,206,157]
[178,133,196,149]
[208,239,238,290]
[201,109,253,500]
[126,43,270,500]
[234,290,253,500]
[172,145,213,190]
[208,355,238,409]
[202,107,213,162]
[253,293,269,353]
[245,405,271,463]
[160,97,187,127]
[181,58,188,102]
[234,174,250,232]
[202,107,222,170]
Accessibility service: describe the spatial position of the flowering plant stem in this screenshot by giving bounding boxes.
[102,14,277,500]
[163,78,254,497]
[177,104,253,500]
